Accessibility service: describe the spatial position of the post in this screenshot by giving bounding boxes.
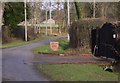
[34,18,37,34]
[93,0,96,18]
[0,2,3,31]
[49,0,52,34]
[67,0,70,41]
[46,10,48,36]
[49,4,52,19]
[0,2,3,82]
[67,0,70,26]
[24,0,27,41]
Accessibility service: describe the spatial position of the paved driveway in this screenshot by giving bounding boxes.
[33,54,114,65]
[2,38,59,81]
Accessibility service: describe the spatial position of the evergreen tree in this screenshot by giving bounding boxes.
[3,2,30,34]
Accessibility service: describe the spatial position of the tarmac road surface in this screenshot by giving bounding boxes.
[2,38,59,81]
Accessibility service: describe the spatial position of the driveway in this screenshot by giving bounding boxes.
[2,38,59,81]
[33,54,114,65]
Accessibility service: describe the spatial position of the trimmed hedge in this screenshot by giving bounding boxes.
[2,25,11,44]
[69,18,120,54]
[14,26,36,41]
[69,18,105,49]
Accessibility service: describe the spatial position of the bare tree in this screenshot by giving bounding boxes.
[30,2,42,34]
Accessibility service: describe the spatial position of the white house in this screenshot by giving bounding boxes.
[42,19,55,25]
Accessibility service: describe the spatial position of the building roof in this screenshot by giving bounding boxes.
[17,18,58,27]
[42,19,55,24]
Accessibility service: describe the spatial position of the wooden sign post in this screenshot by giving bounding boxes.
[50,42,59,51]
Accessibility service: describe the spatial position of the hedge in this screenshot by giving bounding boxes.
[69,18,120,54]
[69,18,105,49]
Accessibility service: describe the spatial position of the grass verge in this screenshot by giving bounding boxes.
[33,38,91,55]
[0,41,31,49]
[37,64,118,81]
[0,36,47,49]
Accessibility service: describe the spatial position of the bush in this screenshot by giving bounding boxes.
[14,26,36,41]
[69,18,120,54]
[2,25,11,44]
[69,18,105,49]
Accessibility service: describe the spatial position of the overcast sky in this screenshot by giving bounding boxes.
[0,0,120,2]
[41,0,64,11]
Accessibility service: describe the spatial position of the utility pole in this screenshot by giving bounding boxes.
[67,0,70,26]
[0,2,4,31]
[49,0,52,34]
[46,10,48,36]
[67,0,70,41]
[49,3,52,19]
[24,0,27,41]
[0,3,3,82]
[93,0,96,18]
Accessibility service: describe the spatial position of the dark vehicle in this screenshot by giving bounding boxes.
[91,23,120,61]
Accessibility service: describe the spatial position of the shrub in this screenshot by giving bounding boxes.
[69,19,108,55]
[69,18,105,49]
[69,18,120,54]
[2,25,11,44]
[14,26,36,41]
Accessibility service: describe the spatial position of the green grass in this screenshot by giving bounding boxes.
[0,37,46,49]
[37,64,118,81]
[0,40,34,48]
[0,39,40,49]
[33,38,69,54]
[33,38,91,54]
[0,35,61,49]
[0,41,30,49]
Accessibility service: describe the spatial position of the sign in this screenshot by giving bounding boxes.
[50,42,59,51]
